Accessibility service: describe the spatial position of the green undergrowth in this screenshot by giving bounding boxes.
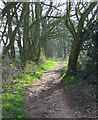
[61,60,68,77]
[57,57,66,61]
[2,59,58,119]
[61,61,96,89]
[61,62,96,116]
[61,62,96,101]
[62,69,96,94]
[61,61,77,87]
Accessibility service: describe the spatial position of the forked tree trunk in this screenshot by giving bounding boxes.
[65,2,97,75]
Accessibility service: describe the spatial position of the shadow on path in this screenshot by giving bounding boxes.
[25,62,81,118]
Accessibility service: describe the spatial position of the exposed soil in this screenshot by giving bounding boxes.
[25,62,96,118]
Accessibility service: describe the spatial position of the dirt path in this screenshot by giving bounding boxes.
[25,62,82,118]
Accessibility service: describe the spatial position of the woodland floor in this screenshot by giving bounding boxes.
[25,62,96,118]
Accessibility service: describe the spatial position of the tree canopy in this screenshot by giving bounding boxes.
[0,1,97,72]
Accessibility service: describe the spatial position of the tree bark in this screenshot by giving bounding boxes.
[22,3,29,65]
[66,37,80,74]
[65,2,97,74]
[2,4,25,59]
[7,8,15,59]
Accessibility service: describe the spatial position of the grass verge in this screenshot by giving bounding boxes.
[61,62,96,117]
[2,59,58,118]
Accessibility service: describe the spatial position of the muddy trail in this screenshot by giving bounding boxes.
[25,62,83,118]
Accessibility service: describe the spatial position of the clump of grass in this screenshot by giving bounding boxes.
[2,59,58,118]
[61,61,96,99]
[61,61,68,77]
[61,61,86,89]
[62,74,75,86]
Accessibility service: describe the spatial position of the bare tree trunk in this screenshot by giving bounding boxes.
[7,8,15,59]
[31,3,41,62]
[2,4,25,59]
[66,37,80,74]
[65,2,97,74]
[22,3,29,65]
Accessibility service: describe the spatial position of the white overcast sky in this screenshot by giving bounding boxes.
[0,0,96,7]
